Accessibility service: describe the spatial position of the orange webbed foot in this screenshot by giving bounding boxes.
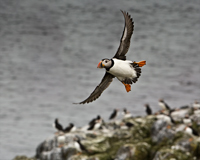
[123,82,131,92]
[135,61,146,67]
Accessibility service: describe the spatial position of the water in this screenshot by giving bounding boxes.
[0,0,200,159]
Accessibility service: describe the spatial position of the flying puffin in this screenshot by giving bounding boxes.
[77,11,146,104]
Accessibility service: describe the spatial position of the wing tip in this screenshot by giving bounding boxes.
[73,101,88,104]
[120,10,131,17]
[73,102,81,105]
[73,98,97,105]
[120,10,134,28]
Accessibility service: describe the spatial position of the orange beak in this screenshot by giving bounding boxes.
[97,61,103,68]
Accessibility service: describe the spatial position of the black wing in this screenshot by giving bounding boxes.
[113,11,134,60]
[77,72,115,104]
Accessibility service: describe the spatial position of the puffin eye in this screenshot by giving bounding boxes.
[105,60,108,63]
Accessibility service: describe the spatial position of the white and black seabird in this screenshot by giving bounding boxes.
[182,115,192,125]
[192,101,200,109]
[53,118,63,132]
[122,108,132,118]
[88,115,101,126]
[87,119,102,130]
[109,109,118,120]
[63,123,76,133]
[74,137,89,153]
[156,113,175,125]
[144,104,152,115]
[77,11,146,104]
[158,99,171,111]
[125,122,134,128]
[184,126,199,137]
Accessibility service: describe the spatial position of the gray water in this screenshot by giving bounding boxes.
[0,0,200,159]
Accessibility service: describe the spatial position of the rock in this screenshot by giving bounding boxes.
[171,108,192,122]
[151,119,175,144]
[13,156,36,160]
[15,105,200,160]
[115,142,150,160]
[153,148,194,160]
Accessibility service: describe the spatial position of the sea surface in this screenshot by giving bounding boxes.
[0,0,200,159]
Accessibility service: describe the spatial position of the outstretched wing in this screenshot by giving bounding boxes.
[77,72,115,104]
[113,11,134,60]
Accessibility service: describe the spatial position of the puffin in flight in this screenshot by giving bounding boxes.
[77,11,146,104]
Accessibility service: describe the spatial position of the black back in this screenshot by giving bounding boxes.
[109,109,117,120]
[145,104,152,115]
[77,139,88,153]
[63,123,74,132]
[55,118,63,131]
[125,122,134,128]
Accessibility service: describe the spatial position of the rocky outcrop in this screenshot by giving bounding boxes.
[14,106,200,160]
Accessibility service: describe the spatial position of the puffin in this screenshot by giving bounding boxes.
[53,118,63,132]
[120,121,134,130]
[63,123,76,133]
[74,137,89,153]
[125,122,134,128]
[88,115,101,126]
[87,118,102,130]
[156,113,175,125]
[122,108,132,118]
[192,101,200,109]
[109,109,118,120]
[158,99,171,111]
[182,115,192,125]
[184,126,199,137]
[77,11,146,104]
[144,104,152,115]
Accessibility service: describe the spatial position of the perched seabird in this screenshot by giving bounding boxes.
[182,115,192,125]
[88,115,101,126]
[120,121,134,130]
[158,99,171,111]
[122,108,132,118]
[184,126,199,137]
[180,105,190,109]
[87,118,102,130]
[125,122,134,128]
[74,138,88,153]
[109,109,118,120]
[63,123,76,133]
[77,11,146,104]
[144,104,152,115]
[192,101,200,109]
[156,113,175,125]
[53,118,63,132]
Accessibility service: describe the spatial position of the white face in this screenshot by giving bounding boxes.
[101,59,112,69]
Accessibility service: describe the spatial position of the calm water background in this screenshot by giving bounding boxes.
[0,0,200,159]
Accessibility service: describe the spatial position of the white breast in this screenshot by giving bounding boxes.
[74,141,81,152]
[158,102,166,110]
[107,59,137,78]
